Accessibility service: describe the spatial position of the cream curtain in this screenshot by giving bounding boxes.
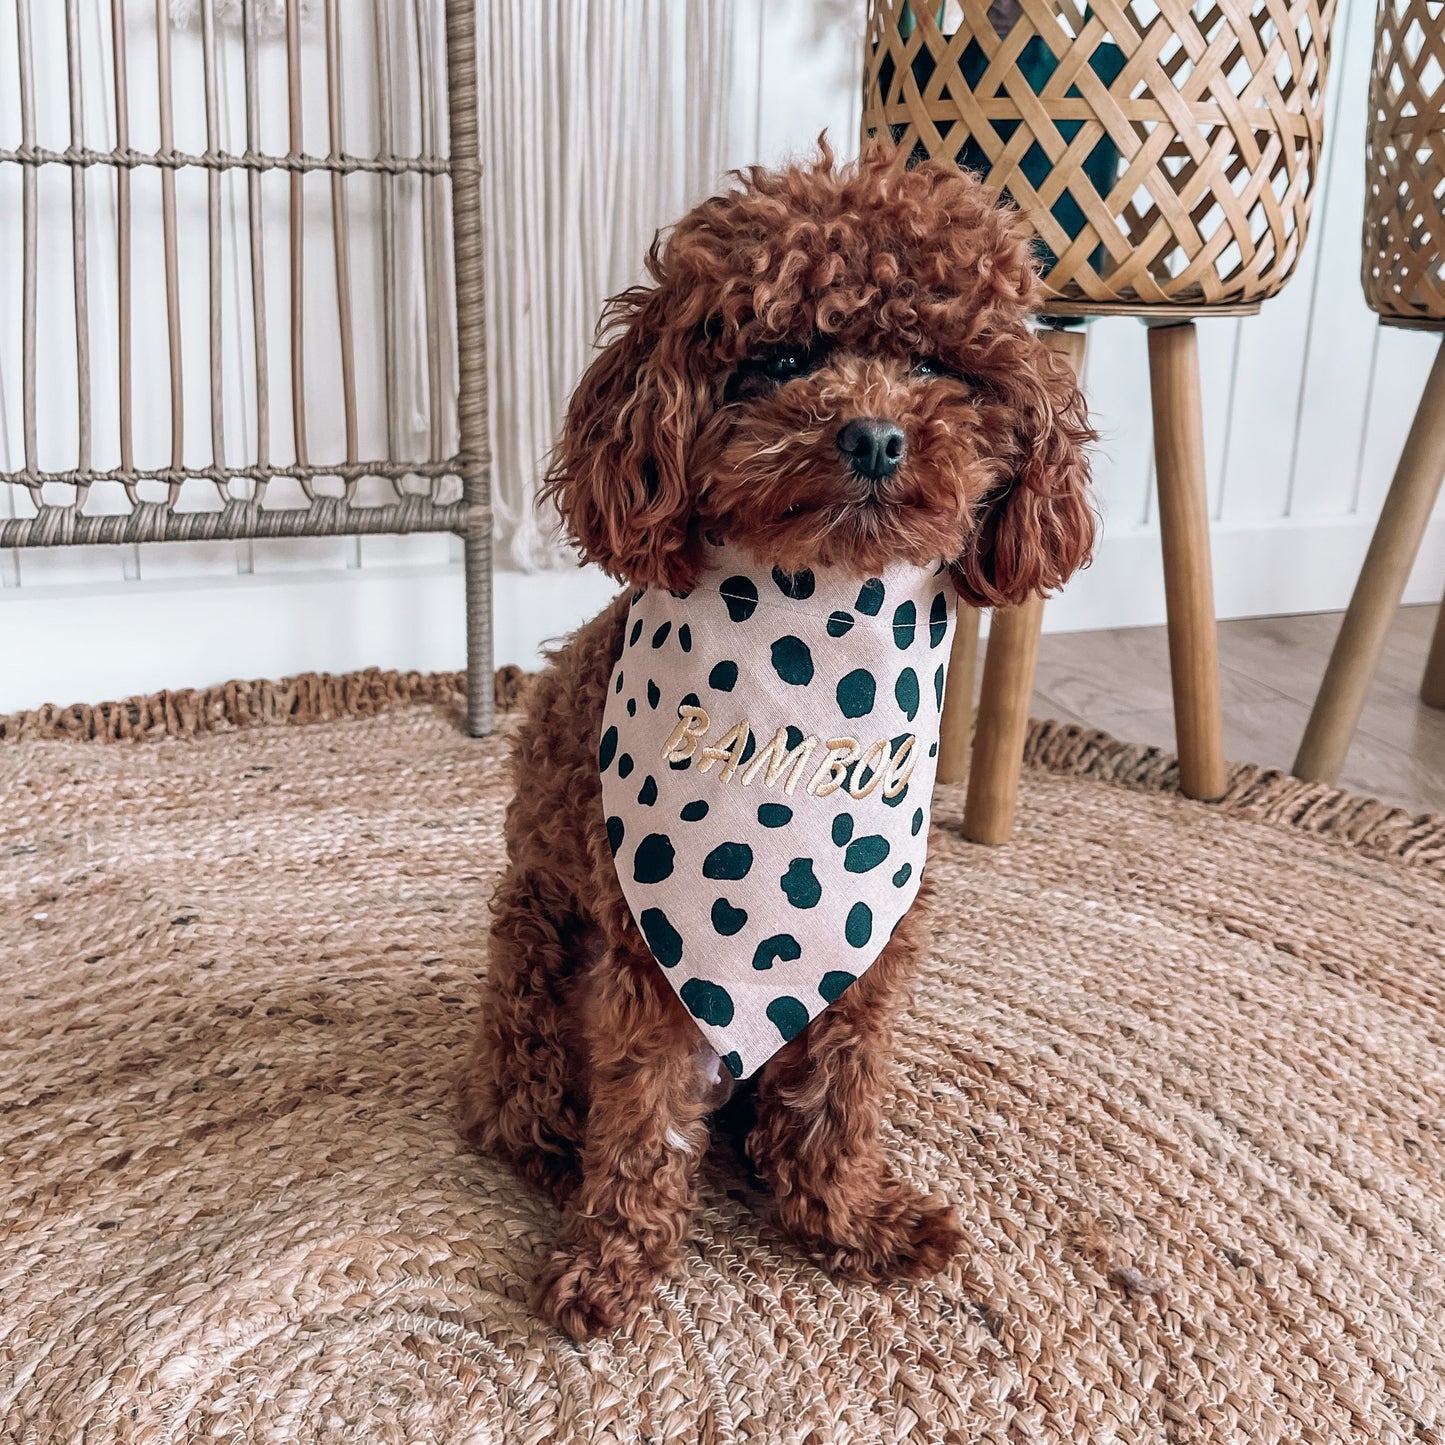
[480,0,738,570]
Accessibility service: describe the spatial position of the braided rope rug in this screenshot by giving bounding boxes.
[3,669,1444,1443]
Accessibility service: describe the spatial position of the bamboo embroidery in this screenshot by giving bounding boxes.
[662,705,917,803]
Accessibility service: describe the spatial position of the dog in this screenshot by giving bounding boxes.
[458,144,1095,1340]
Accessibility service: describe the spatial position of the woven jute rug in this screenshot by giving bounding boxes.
[3,668,1445,1443]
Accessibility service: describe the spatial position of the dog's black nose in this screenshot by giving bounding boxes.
[836,417,905,482]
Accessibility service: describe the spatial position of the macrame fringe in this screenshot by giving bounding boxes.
[481,0,737,570]
[168,0,312,33]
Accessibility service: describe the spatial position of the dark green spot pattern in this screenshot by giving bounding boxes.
[711,898,748,936]
[892,600,916,648]
[929,591,949,646]
[681,978,734,1026]
[895,667,920,722]
[844,835,890,873]
[767,995,810,1042]
[770,635,814,686]
[836,668,876,719]
[845,902,873,947]
[639,908,683,967]
[780,858,822,909]
[721,576,759,622]
[752,934,802,970]
[633,833,675,884]
[702,842,754,881]
[856,578,885,615]
[772,567,816,600]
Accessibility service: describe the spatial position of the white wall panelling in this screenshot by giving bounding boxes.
[2,0,1442,713]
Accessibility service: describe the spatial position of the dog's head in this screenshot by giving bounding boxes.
[543,143,1095,605]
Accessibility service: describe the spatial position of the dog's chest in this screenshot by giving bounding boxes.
[598,545,956,1080]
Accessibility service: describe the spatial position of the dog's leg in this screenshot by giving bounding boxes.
[532,943,713,1339]
[458,870,588,1204]
[746,929,964,1282]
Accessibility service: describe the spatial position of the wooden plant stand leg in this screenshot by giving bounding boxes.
[1295,336,1445,778]
[1422,595,1445,711]
[1147,321,1228,802]
[963,594,1045,843]
[960,326,1087,844]
[937,604,981,784]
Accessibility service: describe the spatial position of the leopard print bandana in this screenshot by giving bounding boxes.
[599,544,956,1080]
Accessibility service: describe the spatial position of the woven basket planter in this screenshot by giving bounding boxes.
[1363,0,1445,328]
[861,0,1338,312]
[1297,5,1445,782]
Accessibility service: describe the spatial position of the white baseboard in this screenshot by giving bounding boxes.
[0,563,619,714]
[1052,513,1445,633]
[2,516,1441,714]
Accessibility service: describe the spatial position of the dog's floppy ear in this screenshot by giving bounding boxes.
[541,264,711,592]
[950,330,1096,608]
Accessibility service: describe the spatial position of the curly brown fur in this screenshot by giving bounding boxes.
[458,143,1095,1339]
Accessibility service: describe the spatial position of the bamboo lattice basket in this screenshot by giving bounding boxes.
[861,0,1338,313]
[1363,0,1445,329]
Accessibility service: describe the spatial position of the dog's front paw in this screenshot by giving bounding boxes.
[807,1186,965,1283]
[532,1234,660,1340]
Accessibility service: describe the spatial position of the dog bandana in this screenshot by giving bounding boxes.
[599,543,956,1080]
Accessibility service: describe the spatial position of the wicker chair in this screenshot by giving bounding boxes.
[1294,0,1445,782]
[864,0,1336,837]
[0,0,494,736]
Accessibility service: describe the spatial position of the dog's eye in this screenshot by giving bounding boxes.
[762,348,812,383]
[913,357,954,379]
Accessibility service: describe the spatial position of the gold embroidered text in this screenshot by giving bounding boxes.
[661,705,916,802]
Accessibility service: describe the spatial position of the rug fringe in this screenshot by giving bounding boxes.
[5,667,1441,868]
[0,665,530,744]
[1022,716,1445,869]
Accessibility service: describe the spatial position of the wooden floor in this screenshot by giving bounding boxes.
[1021,604,1445,817]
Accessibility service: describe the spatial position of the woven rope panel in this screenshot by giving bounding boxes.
[1363,0,1445,325]
[862,0,1337,310]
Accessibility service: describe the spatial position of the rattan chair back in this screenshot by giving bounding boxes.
[0,0,493,732]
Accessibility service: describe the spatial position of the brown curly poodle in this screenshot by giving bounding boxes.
[458,143,1095,1340]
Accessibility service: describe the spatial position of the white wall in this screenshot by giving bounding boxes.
[2,0,1443,713]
